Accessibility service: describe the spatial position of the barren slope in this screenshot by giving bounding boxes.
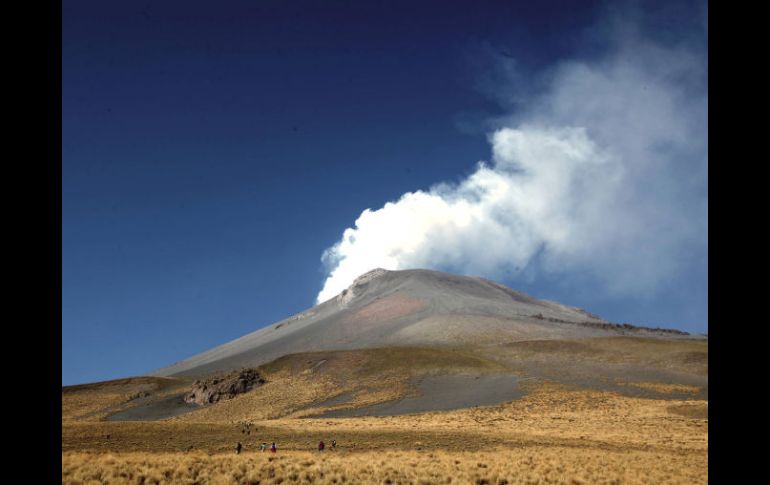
[151,268,686,378]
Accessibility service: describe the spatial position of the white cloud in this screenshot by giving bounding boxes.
[316,20,707,304]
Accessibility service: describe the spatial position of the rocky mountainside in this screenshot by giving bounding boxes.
[150,268,689,378]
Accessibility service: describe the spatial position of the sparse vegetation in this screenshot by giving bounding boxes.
[62,377,191,422]
[62,342,707,484]
[620,381,701,394]
[62,446,706,485]
[499,336,708,377]
[63,379,707,483]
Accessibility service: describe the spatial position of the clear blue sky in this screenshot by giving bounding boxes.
[63,0,707,385]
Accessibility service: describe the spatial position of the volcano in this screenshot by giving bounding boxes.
[65,268,706,423]
[151,268,692,378]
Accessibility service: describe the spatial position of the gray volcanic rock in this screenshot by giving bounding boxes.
[150,268,684,378]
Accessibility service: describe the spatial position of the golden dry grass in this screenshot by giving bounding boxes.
[666,402,708,419]
[62,381,707,483]
[166,347,502,423]
[500,337,708,376]
[619,382,701,394]
[62,447,706,485]
[62,377,190,422]
[62,342,707,484]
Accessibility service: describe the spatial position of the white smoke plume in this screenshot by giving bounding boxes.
[316,17,707,304]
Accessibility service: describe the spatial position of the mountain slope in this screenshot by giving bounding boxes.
[150,268,681,378]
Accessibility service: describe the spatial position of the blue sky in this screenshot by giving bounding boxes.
[63,0,708,385]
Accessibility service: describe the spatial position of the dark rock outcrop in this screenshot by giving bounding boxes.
[127,391,151,401]
[184,369,265,405]
[530,313,689,336]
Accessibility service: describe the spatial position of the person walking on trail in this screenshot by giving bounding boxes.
[331,439,336,450]
[270,442,277,453]
[236,442,242,455]
[260,442,267,452]
[318,440,325,452]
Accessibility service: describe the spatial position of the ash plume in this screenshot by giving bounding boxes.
[317,9,707,304]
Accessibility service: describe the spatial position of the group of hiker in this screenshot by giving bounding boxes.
[235,439,336,454]
[317,439,336,451]
[235,441,277,454]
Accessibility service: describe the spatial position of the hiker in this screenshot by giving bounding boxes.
[331,439,336,450]
[318,440,325,452]
[236,442,242,454]
[270,442,277,453]
[260,442,268,452]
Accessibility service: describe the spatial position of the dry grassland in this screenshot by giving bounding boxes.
[62,446,704,485]
[167,348,503,422]
[618,382,701,394]
[63,381,707,484]
[499,337,708,376]
[62,377,191,422]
